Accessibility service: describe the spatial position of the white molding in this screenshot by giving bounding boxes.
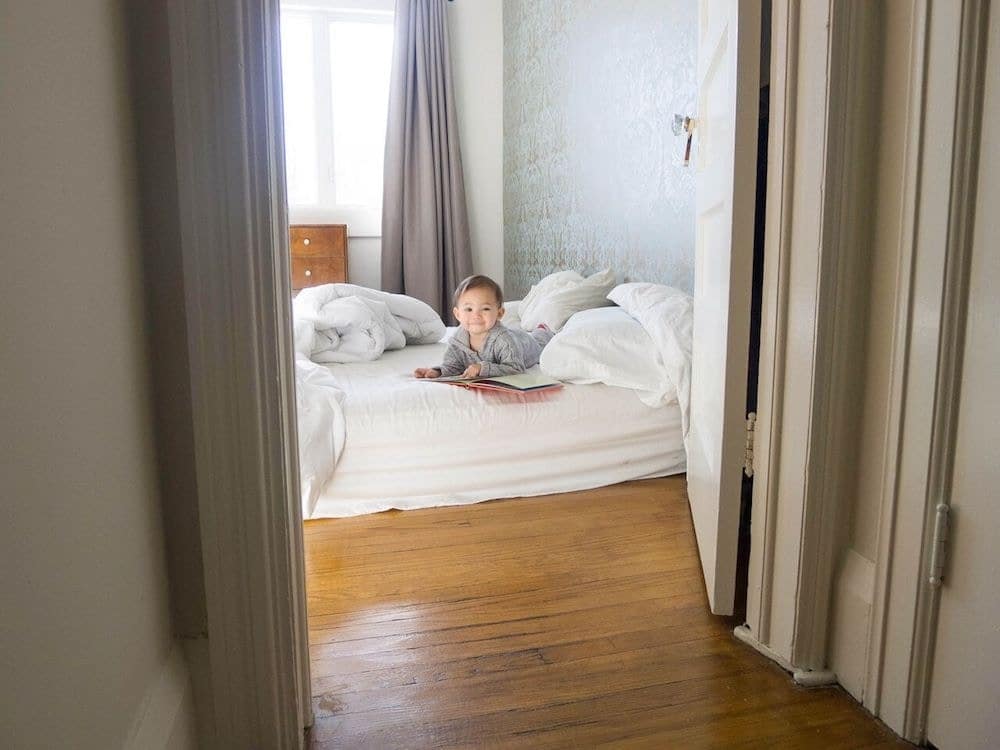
[798,0,883,684]
[734,625,795,673]
[745,0,799,648]
[734,627,838,687]
[792,669,838,688]
[745,0,869,674]
[166,1,309,747]
[863,2,930,718]
[790,0,876,671]
[125,643,196,750]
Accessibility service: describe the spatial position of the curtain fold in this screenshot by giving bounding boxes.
[381,0,473,316]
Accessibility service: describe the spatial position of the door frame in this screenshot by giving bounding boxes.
[738,0,876,682]
[162,1,310,746]
[736,0,991,741]
[738,0,992,719]
[157,0,909,745]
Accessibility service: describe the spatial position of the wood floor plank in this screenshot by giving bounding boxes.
[308,603,716,679]
[304,478,911,749]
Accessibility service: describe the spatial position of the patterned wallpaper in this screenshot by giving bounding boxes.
[503,0,697,299]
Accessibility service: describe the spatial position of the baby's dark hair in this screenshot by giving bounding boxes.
[453,274,504,307]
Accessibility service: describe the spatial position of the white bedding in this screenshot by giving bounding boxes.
[308,339,687,518]
[292,283,445,363]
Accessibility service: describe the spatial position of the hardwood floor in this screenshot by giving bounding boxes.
[304,477,910,749]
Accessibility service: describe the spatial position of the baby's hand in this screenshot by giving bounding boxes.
[462,364,482,378]
[413,367,441,379]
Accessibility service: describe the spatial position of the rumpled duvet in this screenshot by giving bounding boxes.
[294,354,346,518]
[293,284,446,363]
[607,283,693,436]
[292,284,446,516]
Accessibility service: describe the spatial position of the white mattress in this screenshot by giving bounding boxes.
[310,340,686,518]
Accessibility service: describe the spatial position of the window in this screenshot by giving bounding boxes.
[280,1,395,236]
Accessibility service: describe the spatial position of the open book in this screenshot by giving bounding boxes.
[428,371,563,393]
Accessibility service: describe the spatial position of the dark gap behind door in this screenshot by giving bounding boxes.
[733,19,770,622]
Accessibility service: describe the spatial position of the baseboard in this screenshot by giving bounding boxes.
[733,625,838,686]
[733,624,796,672]
[125,641,197,750]
[792,668,838,686]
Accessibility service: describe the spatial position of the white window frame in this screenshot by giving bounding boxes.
[281,0,394,236]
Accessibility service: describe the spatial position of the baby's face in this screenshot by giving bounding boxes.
[454,288,504,336]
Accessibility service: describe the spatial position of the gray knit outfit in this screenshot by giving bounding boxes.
[436,324,555,377]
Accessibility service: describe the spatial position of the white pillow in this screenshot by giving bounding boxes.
[519,271,584,313]
[539,306,675,407]
[608,283,693,433]
[502,299,522,329]
[518,269,617,331]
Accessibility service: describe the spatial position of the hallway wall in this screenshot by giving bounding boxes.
[0,2,196,747]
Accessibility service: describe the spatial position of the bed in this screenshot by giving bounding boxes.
[308,340,686,518]
[295,276,693,519]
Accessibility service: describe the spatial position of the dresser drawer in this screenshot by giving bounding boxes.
[291,256,347,289]
[289,223,348,290]
[290,224,347,259]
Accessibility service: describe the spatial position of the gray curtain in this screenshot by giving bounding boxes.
[381,0,472,316]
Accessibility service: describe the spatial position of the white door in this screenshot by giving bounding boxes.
[687,0,761,615]
[925,16,1000,747]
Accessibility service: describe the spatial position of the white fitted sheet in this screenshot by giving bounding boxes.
[310,340,686,518]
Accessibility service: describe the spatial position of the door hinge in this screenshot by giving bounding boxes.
[744,412,757,478]
[928,503,951,588]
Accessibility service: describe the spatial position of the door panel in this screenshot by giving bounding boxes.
[687,0,760,615]
[926,15,1000,747]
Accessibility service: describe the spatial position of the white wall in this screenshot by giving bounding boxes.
[827,1,914,702]
[447,0,505,288]
[0,3,195,748]
[346,236,384,289]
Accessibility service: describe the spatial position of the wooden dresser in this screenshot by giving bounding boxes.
[289,224,348,291]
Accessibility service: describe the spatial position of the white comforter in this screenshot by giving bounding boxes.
[607,283,694,436]
[293,284,446,363]
[292,284,446,515]
[294,355,347,517]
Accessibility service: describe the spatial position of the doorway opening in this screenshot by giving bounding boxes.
[286,0,768,732]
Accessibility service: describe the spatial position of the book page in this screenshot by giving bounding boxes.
[479,372,559,389]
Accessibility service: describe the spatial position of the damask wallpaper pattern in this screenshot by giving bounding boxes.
[503,0,697,299]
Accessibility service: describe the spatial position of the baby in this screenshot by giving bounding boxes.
[414,275,555,379]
